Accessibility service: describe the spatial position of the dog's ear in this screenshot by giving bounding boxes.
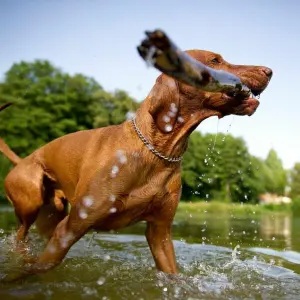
[148,75,180,134]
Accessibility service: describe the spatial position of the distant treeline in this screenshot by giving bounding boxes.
[0,60,299,204]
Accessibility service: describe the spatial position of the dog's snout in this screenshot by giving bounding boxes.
[261,67,273,79]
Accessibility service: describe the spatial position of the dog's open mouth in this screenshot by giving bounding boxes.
[223,88,261,116]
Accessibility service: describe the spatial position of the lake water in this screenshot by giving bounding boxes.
[0,206,300,299]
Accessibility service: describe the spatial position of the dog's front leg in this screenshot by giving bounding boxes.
[4,210,90,282]
[146,222,177,274]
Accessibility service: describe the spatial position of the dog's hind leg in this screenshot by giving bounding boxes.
[35,190,68,240]
[4,163,44,243]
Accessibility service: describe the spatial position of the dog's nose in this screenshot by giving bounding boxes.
[261,67,273,79]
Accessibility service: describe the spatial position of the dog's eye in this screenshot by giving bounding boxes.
[211,58,221,64]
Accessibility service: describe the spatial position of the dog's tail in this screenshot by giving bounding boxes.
[0,103,22,165]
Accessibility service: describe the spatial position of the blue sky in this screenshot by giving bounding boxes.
[0,0,299,168]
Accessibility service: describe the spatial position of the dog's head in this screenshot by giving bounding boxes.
[181,50,272,118]
[145,49,272,134]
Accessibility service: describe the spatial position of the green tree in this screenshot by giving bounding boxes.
[0,60,139,157]
[289,163,300,199]
[92,89,139,127]
[208,134,258,203]
[264,149,287,195]
[182,132,270,203]
[0,156,12,203]
[181,132,212,200]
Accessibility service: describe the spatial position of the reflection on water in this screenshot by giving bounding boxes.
[260,214,292,249]
[0,207,300,299]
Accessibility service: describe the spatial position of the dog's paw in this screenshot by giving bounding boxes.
[137,29,174,69]
[144,30,171,50]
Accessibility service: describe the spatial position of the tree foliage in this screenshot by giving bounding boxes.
[289,163,300,199]
[0,60,139,157]
[181,133,285,203]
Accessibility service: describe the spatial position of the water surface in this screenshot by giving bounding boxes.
[0,206,300,299]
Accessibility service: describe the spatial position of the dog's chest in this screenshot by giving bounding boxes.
[93,169,176,231]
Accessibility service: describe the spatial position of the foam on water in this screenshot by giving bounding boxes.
[1,231,300,300]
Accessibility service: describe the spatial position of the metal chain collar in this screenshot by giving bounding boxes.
[131,117,182,163]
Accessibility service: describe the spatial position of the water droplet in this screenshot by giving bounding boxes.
[79,208,88,219]
[167,111,176,118]
[170,103,178,113]
[60,232,74,248]
[163,287,168,292]
[111,165,119,177]
[177,116,184,123]
[48,245,56,253]
[126,111,136,120]
[103,254,110,261]
[116,150,127,164]
[165,124,173,132]
[82,196,94,207]
[110,207,117,213]
[133,152,140,158]
[97,277,105,285]
[109,194,116,202]
[163,115,171,123]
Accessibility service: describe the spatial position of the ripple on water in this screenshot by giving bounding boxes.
[1,233,300,299]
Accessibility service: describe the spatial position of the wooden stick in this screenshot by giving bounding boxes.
[137,29,250,96]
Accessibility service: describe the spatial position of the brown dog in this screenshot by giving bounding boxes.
[0,48,272,279]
